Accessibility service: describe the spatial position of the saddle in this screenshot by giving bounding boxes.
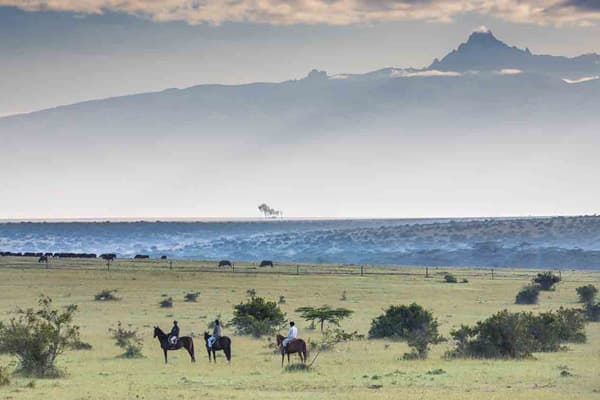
[167,337,179,349]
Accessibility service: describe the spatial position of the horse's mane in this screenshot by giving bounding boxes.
[155,326,166,336]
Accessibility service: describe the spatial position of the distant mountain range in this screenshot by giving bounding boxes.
[1,29,599,220]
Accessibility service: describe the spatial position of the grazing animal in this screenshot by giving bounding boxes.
[101,253,116,261]
[153,326,195,364]
[276,334,307,367]
[38,255,48,263]
[203,332,232,363]
[160,255,167,260]
[218,260,233,268]
[259,260,274,267]
[134,254,149,259]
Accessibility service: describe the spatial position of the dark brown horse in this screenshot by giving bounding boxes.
[153,326,195,364]
[276,334,307,367]
[204,332,232,363]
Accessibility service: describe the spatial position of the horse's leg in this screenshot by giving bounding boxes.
[281,352,284,367]
[212,349,216,363]
[188,341,195,363]
[164,348,168,364]
[287,353,290,365]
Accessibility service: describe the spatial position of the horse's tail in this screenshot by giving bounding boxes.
[225,338,232,362]
[189,337,196,362]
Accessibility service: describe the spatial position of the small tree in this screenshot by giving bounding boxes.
[109,322,143,358]
[584,301,600,322]
[231,296,286,337]
[0,296,80,377]
[368,303,444,359]
[159,297,173,308]
[576,284,598,304]
[515,286,540,304]
[295,305,354,332]
[533,272,561,291]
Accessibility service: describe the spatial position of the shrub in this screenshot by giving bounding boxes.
[0,365,9,386]
[584,301,600,322]
[444,273,458,283]
[447,308,586,359]
[159,297,173,308]
[0,296,79,377]
[231,296,286,337]
[184,292,200,302]
[516,286,540,304]
[246,288,257,297]
[576,285,598,304]
[533,272,561,291]
[295,305,353,332]
[94,289,119,301]
[109,322,143,358]
[369,303,444,359]
[278,295,286,304]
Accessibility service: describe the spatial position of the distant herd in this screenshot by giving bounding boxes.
[0,252,274,267]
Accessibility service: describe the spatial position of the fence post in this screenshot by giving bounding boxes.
[491,268,494,280]
[296,265,299,275]
[360,265,364,276]
[232,264,235,273]
[425,267,429,278]
[169,260,173,271]
[559,269,562,280]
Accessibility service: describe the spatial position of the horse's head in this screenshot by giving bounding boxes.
[276,334,284,345]
[153,326,159,338]
[204,331,210,340]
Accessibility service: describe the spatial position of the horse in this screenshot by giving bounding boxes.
[218,260,233,268]
[276,334,307,367]
[259,260,274,267]
[38,255,48,263]
[204,332,232,363]
[153,326,195,364]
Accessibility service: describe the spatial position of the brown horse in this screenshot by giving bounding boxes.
[276,334,307,367]
[204,332,232,363]
[153,326,195,364]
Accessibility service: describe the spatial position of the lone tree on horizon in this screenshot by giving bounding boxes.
[258,203,282,218]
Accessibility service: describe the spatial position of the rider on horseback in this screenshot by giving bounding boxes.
[168,320,179,346]
[282,321,297,353]
[207,319,221,349]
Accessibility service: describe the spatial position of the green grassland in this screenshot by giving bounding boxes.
[0,257,599,399]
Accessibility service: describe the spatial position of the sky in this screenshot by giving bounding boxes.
[1,2,600,116]
[1,1,599,220]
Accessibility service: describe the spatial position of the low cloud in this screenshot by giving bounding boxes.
[495,68,523,75]
[391,69,462,78]
[1,0,600,26]
[562,75,599,83]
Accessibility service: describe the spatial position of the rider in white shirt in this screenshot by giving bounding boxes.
[282,321,297,353]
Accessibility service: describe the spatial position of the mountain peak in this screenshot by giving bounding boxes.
[463,28,506,49]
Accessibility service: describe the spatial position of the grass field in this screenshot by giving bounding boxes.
[0,258,599,399]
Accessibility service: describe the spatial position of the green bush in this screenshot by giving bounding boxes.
[94,289,119,301]
[533,272,561,291]
[447,308,586,359]
[159,297,173,308]
[584,301,600,322]
[184,292,201,302]
[515,286,540,304]
[368,303,444,359]
[444,273,458,283]
[69,340,93,350]
[278,295,286,304]
[0,295,80,377]
[576,284,598,304]
[109,322,143,358]
[231,296,286,337]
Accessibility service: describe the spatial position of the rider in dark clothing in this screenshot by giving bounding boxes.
[168,320,179,346]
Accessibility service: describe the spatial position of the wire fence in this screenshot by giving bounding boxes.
[1,256,598,283]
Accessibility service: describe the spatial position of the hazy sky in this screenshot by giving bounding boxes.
[1,2,599,116]
[1,2,600,220]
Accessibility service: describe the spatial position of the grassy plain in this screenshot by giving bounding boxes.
[0,257,599,399]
